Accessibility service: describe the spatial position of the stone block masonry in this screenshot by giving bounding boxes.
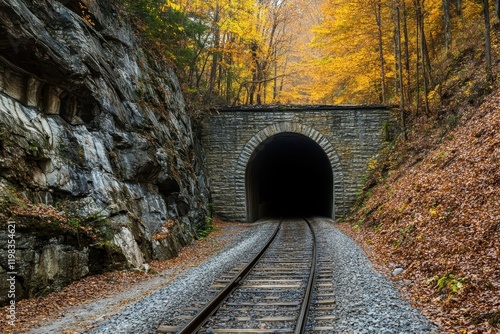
[202,106,392,222]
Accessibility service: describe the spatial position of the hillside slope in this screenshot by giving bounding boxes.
[342,91,499,332]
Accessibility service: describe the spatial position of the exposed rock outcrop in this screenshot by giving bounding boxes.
[0,0,210,304]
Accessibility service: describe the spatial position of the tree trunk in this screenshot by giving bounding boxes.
[393,30,399,97]
[248,43,259,104]
[456,0,462,16]
[402,1,411,104]
[442,0,451,53]
[273,49,278,101]
[226,52,233,104]
[209,2,221,97]
[417,0,430,116]
[422,30,433,88]
[483,0,493,81]
[279,55,288,94]
[395,1,407,139]
[375,1,387,104]
[415,1,421,116]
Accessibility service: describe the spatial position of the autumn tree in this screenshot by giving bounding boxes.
[306,0,497,118]
[238,0,298,104]
[118,0,498,109]
[308,0,396,104]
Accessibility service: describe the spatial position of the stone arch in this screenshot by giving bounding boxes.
[235,121,344,221]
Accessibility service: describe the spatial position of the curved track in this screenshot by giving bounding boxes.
[158,218,317,334]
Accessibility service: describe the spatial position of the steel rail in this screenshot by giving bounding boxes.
[177,219,282,334]
[294,218,318,334]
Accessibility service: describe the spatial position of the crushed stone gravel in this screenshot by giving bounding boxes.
[86,219,277,334]
[309,217,436,333]
[25,218,437,334]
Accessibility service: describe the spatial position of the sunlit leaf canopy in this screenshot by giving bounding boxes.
[119,0,496,107]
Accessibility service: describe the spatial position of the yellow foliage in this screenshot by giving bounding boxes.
[297,0,499,105]
[124,0,500,105]
[162,1,181,12]
[429,207,438,217]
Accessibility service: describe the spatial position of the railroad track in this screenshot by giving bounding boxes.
[158,218,319,334]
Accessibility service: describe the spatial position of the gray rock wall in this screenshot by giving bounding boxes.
[0,0,210,304]
[202,108,391,222]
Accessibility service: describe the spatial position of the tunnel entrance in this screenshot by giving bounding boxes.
[245,133,334,222]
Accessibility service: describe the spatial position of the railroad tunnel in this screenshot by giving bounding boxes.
[245,133,334,222]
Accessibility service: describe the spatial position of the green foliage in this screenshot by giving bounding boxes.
[382,121,395,143]
[62,203,110,244]
[118,0,207,74]
[353,218,364,229]
[426,273,467,296]
[194,202,216,239]
[399,224,415,235]
[197,218,219,240]
[28,141,40,155]
[197,222,214,239]
[335,215,345,223]
[392,223,415,247]
[371,223,381,233]
[26,139,46,159]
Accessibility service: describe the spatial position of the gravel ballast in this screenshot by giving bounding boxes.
[310,217,436,333]
[71,218,435,333]
[87,219,278,334]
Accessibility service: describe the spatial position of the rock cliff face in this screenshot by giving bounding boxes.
[0,0,210,304]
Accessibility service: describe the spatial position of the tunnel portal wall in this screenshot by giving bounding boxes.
[202,107,392,222]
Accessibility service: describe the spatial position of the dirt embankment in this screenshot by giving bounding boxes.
[342,91,500,333]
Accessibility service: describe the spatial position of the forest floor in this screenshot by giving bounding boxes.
[339,88,500,333]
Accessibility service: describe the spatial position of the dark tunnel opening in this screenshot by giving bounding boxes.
[246,133,333,222]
